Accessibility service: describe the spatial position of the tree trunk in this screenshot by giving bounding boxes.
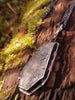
[2,0,75,100]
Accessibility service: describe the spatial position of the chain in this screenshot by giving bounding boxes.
[51,0,75,42]
[42,0,58,20]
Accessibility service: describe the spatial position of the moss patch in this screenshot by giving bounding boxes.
[0,0,52,80]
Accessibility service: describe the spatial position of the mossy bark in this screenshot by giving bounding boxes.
[0,0,75,100]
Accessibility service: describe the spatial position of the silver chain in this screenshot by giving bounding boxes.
[51,0,75,42]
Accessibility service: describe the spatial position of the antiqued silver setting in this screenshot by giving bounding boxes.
[19,42,59,95]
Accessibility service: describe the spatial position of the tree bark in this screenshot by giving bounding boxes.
[2,0,75,100]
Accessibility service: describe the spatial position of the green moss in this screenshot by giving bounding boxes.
[14,93,19,100]
[28,8,46,35]
[4,96,9,100]
[0,72,5,81]
[21,0,51,26]
[0,1,52,99]
[0,87,12,99]
[0,64,4,72]
[0,0,52,80]
[0,80,4,92]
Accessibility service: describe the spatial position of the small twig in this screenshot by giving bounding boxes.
[7,3,17,15]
